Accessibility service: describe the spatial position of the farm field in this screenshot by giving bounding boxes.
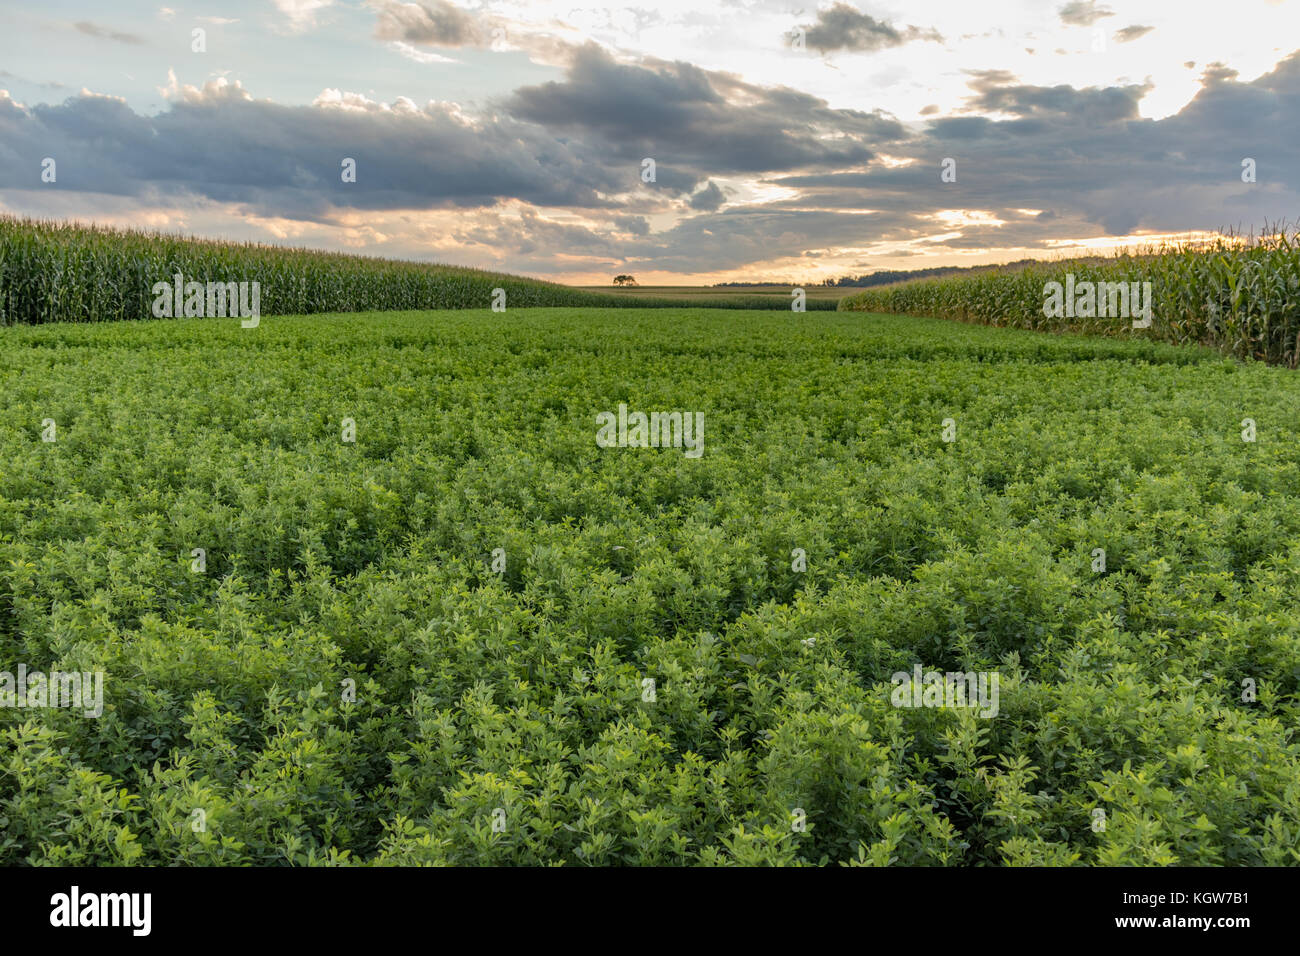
[2,306,1299,866]
[0,217,838,325]
[841,230,1300,366]
[578,284,847,305]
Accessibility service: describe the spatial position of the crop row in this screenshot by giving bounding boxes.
[0,217,835,325]
[840,227,1300,366]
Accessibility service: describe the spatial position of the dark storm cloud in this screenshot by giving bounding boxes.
[504,44,906,193]
[0,83,620,217]
[800,3,943,53]
[754,51,1300,251]
[689,181,725,211]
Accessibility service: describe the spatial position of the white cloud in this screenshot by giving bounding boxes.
[388,40,458,65]
[272,0,335,32]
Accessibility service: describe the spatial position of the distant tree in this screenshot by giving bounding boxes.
[613,274,638,286]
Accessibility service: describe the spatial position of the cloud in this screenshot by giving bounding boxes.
[771,52,1300,246]
[1,43,912,230]
[961,72,1150,124]
[74,21,145,45]
[0,79,621,218]
[367,0,484,46]
[800,3,943,53]
[364,0,577,66]
[1114,25,1154,43]
[1058,2,1115,27]
[689,181,725,211]
[1200,62,1240,84]
[507,47,1300,264]
[615,214,649,236]
[388,41,459,64]
[6,33,1300,280]
[271,0,335,32]
[964,70,1021,94]
[504,44,906,195]
[0,70,68,90]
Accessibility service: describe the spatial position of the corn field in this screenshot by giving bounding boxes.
[0,216,834,324]
[840,226,1300,366]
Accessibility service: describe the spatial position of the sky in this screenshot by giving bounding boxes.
[1,0,1298,285]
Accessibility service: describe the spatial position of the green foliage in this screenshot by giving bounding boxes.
[0,217,835,325]
[1,308,1298,866]
[839,228,1300,365]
